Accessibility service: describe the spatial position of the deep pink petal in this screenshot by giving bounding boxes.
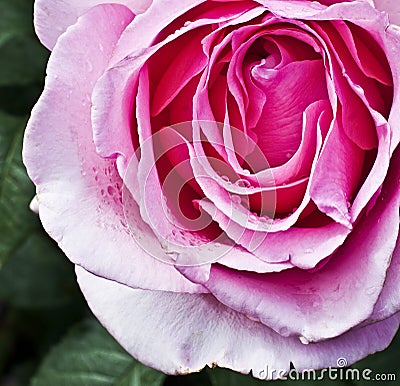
[252,60,328,167]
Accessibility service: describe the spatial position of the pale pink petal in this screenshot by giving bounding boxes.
[34,0,152,49]
[23,4,204,294]
[76,265,400,378]
[91,5,251,171]
[374,0,400,25]
[310,116,364,228]
[382,25,400,153]
[369,237,400,322]
[364,149,400,323]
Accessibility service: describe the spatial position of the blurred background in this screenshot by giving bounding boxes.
[0,0,399,385]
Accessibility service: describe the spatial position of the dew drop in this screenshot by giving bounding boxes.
[279,327,289,337]
[286,152,293,159]
[165,250,179,261]
[235,179,251,188]
[249,213,258,222]
[366,286,376,296]
[259,216,273,224]
[299,336,310,345]
[231,195,242,205]
[100,189,106,197]
[85,59,93,72]
[107,186,115,195]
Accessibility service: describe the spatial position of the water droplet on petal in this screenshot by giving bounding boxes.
[85,59,93,72]
[235,179,251,188]
[299,336,310,345]
[107,186,115,195]
[231,195,242,205]
[279,327,289,337]
[366,286,377,296]
[259,216,273,224]
[249,213,258,222]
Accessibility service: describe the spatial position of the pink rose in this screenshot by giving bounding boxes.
[24,0,400,379]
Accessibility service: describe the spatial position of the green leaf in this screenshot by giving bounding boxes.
[0,84,43,116]
[0,112,38,267]
[0,232,82,308]
[207,367,266,386]
[164,371,212,386]
[0,0,49,86]
[0,0,33,40]
[0,34,48,86]
[31,318,167,386]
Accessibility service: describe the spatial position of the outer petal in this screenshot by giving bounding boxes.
[23,4,204,294]
[368,237,400,323]
[374,0,400,25]
[76,265,400,379]
[34,0,152,50]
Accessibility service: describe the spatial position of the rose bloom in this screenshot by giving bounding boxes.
[24,0,400,379]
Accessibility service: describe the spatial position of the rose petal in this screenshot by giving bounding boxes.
[310,114,364,228]
[34,0,152,49]
[252,59,328,167]
[198,198,350,269]
[190,153,400,341]
[23,4,204,294]
[76,265,400,378]
[374,0,400,25]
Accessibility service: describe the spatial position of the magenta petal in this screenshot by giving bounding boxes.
[76,265,400,378]
[23,4,203,294]
[252,60,328,167]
